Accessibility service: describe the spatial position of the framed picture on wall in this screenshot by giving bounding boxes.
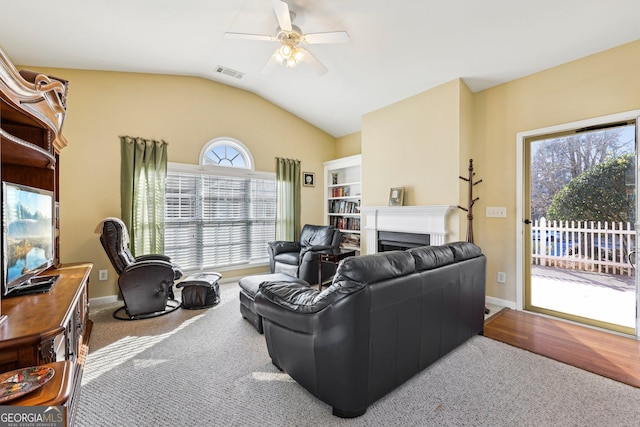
[388,187,405,206]
[303,172,315,187]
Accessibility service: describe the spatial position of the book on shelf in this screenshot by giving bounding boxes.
[330,217,361,231]
[329,200,360,214]
[331,186,350,197]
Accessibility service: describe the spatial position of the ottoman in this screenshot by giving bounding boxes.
[176,272,222,309]
[239,273,309,333]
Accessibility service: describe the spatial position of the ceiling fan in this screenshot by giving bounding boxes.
[224,0,349,75]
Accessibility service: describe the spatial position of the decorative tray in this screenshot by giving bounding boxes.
[0,366,55,403]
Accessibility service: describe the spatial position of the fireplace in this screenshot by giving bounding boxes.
[378,230,430,252]
[360,205,455,254]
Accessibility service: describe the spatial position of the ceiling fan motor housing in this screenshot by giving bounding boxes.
[277,25,303,47]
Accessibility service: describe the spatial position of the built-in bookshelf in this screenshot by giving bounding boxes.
[323,154,361,251]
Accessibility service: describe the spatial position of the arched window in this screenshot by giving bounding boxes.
[199,137,254,169]
[165,138,275,272]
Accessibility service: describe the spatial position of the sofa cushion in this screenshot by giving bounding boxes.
[446,241,483,261]
[334,250,415,285]
[408,245,454,271]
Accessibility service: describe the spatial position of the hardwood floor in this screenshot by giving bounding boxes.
[483,308,640,388]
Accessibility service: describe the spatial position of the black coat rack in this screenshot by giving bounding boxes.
[458,159,489,314]
[457,159,482,244]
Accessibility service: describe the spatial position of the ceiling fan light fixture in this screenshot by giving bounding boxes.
[293,49,305,64]
[279,44,293,59]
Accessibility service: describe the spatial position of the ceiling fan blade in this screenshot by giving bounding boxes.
[272,0,292,32]
[298,48,328,76]
[224,32,276,42]
[261,51,283,74]
[303,31,349,44]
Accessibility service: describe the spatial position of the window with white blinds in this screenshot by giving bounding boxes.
[164,164,276,271]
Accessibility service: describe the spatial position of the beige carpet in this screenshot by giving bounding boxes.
[76,282,640,426]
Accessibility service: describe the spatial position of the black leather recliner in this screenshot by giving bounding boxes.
[96,217,183,320]
[267,224,342,286]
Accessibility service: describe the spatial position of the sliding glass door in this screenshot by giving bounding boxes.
[523,119,638,336]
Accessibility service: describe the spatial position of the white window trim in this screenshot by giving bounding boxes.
[199,137,255,170]
[168,162,274,180]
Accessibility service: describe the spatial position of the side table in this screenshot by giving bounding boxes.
[318,248,356,289]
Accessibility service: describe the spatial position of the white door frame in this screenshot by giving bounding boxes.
[515,110,640,336]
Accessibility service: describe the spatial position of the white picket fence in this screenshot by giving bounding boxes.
[531,219,635,276]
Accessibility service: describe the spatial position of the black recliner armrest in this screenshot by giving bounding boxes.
[267,241,301,256]
[121,260,175,278]
[302,244,335,252]
[299,244,335,260]
[135,254,183,279]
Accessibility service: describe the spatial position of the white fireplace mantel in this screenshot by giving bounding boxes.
[360,205,455,254]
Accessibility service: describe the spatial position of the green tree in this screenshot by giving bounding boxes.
[546,153,635,223]
[530,128,630,221]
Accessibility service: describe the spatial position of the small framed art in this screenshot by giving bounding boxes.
[388,187,405,206]
[303,172,315,187]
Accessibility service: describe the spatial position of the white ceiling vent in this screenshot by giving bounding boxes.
[215,66,244,79]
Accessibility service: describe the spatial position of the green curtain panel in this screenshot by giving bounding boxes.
[275,157,301,241]
[120,136,168,256]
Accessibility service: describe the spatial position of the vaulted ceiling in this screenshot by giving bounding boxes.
[2,1,640,137]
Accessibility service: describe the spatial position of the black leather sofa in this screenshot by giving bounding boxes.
[255,242,486,418]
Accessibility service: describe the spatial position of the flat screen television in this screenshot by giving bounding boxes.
[1,182,55,296]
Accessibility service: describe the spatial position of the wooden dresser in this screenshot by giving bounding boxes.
[0,264,92,424]
[0,46,91,425]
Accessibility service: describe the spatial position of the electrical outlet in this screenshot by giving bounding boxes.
[486,207,507,218]
[497,272,506,284]
[99,270,108,281]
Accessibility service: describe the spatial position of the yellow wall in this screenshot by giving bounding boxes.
[336,132,361,158]
[472,39,640,303]
[361,79,464,242]
[458,81,475,241]
[27,68,336,299]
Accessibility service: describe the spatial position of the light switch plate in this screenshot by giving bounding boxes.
[486,207,507,218]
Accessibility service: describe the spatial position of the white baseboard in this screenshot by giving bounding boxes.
[90,295,120,307]
[486,295,517,310]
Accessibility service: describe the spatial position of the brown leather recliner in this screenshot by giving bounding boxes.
[96,217,182,320]
[267,224,342,286]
